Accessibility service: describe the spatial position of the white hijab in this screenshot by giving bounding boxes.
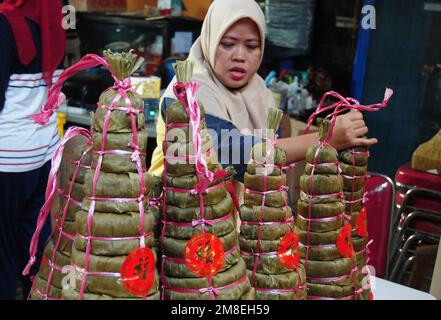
[163,0,275,133]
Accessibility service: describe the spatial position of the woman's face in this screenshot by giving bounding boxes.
[214,18,262,89]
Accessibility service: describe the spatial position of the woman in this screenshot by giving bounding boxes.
[149,0,376,187]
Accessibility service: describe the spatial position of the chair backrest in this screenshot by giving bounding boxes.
[365,172,395,278]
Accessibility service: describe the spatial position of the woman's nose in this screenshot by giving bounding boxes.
[232,45,246,62]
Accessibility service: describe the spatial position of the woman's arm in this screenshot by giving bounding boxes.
[277,111,378,164]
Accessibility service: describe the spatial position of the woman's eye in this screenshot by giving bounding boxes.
[246,45,259,50]
[221,42,235,49]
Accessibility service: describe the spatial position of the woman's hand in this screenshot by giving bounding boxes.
[329,111,378,150]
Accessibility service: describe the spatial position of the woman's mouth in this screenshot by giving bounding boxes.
[229,67,246,81]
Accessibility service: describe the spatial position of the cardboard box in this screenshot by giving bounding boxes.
[69,0,149,12]
[181,0,212,20]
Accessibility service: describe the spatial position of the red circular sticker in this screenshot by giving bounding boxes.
[336,224,355,258]
[356,207,368,238]
[120,247,156,296]
[277,232,300,270]
[184,233,225,277]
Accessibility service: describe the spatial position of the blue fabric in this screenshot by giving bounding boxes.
[0,161,52,300]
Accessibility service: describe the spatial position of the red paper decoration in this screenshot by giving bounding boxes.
[120,247,156,296]
[277,232,300,270]
[356,207,368,238]
[184,233,225,277]
[336,224,355,258]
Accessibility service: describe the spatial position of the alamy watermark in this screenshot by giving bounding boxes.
[361,5,377,30]
[62,5,76,30]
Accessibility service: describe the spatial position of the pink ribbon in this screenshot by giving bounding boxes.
[240,250,278,257]
[255,286,305,294]
[304,88,394,136]
[297,213,345,223]
[301,190,343,200]
[306,161,340,168]
[163,274,248,298]
[245,185,289,196]
[29,54,120,125]
[161,212,233,228]
[240,215,294,226]
[173,81,216,183]
[23,127,92,276]
[306,268,356,283]
[77,231,153,242]
[57,188,82,207]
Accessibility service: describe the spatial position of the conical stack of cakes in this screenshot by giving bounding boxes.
[339,146,371,300]
[160,61,254,300]
[239,107,307,300]
[295,119,356,300]
[62,51,160,300]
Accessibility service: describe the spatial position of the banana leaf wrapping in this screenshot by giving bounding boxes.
[296,120,357,300]
[297,200,344,218]
[244,191,288,208]
[59,184,84,222]
[62,288,161,300]
[240,223,294,241]
[52,220,76,256]
[339,146,369,167]
[239,108,306,300]
[244,172,285,192]
[240,238,281,253]
[161,62,253,300]
[166,124,208,143]
[339,145,371,300]
[68,143,93,184]
[29,241,71,300]
[165,99,206,123]
[91,131,148,174]
[92,91,144,134]
[296,216,343,233]
[250,142,287,166]
[165,185,227,208]
[75,210,155,238]
[163,259,253,300]
[83,171,152,199]
[247,163,282,176]
[249,265,308,300]
[164,215,236,240]
[240,205,292,222]
[165,195,234,222]
[81,198,148,214]
[91,154,147,174]
[29,140,92,300]
[165,161,221,177]
[150,175,163,246]
[299,174,343,195]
